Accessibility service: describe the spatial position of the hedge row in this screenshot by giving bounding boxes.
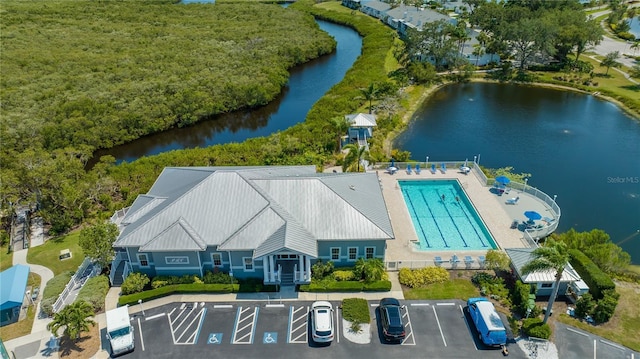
[299,280,391,292]
[77,275,110,313]
[569,249,615,300]
[118,283,239,306]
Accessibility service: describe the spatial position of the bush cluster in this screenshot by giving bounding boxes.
[300,280,391,292]
[472,272,510,305]
[118,283,239,306]
[342,298,370,324]
[311,260,335,280]
[569,249,615,300]
[398,266,449,288]
[334,270,356,281]
[150,271,238,290]
[77,275,110,313]
[121,272,150,295]
[522,318,551,339]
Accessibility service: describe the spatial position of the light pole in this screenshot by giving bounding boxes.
[138,299,145,317]
[523,178,528,193]
[553,194,557,202]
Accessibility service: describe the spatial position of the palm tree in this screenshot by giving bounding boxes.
[330,115,351,152]
[354,258,384,282]
[600,51,622,76]
[342,144,368,172]
[521,239,570,324]
[357,83,380,114]
[47,300,96,341]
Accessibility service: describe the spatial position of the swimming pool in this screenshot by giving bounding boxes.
[399,180,497,251]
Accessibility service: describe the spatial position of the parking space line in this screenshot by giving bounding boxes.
[214,304,233,309]
[176,308,206,344]
[370,304,379,307]
[436,303,455,306]
[145,313,165,321]
[168,305,207,345]
[567,327,589,337]
[459,305,477,350]
[266,304,285,308]
[137,317,145,351]
[335,305,340,344]
[401,306,416,346]
[432,305,447,347]
[599,339,625,350]
[232,306,259,344]
[411,303,429,306]
[594,339,596,359]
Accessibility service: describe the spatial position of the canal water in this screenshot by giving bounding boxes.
[94,20,362,162]
[395,83,640,263]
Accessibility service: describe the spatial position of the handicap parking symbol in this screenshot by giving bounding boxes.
[207,333,222,344]
[263,332,277,344]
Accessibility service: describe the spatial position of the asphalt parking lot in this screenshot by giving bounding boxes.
[104,299,528,359]
[554,322,639,359]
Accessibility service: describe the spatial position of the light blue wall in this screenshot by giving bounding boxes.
[316,240,386,267]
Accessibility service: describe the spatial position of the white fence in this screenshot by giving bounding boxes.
[52,257,98,313]
[386,256,487,271]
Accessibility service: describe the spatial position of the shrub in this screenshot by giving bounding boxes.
[569,249,615,300]
[299,280,391,292]
[353,258,385,282]
[118,283,238,306]
[203,271,238,284]
[77,275,110,313]
[334,270,356,281]
[398,266,449,288]
[512,280,534,316]
[574,293,596,319]
[121,272,150,295]
[471,271,495,285]
[237,277,277,293]
[311,259,334,280]
[342,298,370,324]
[522,318,551,339]
[592,289,619,323]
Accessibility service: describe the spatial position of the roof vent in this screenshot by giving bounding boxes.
[349,185,356,190]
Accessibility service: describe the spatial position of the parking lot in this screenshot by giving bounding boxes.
[554,322,639,359]
[107,299,528,359]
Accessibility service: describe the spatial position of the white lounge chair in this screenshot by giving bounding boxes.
[505,196,520,205]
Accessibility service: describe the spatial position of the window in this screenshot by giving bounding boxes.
[541,283,553,288]
[331,248,340,261]
[365,247,375,259]
[348,247,357,261]
[243,257,254,271]
[137,254,149,267]
[212,253,222,267]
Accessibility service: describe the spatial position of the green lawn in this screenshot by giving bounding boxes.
[27,231,84,276]
[402,279,479,300]
[556,283,640,352]
[0,245,13,271]
[0,273,40,341]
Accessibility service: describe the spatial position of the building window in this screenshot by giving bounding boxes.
[331,248,340,261]
[243,257,254,271]
[365,247,375,259]
[348,247,357,261]
[137,254,149,267]
[541,283,553,288]
[212,253,222,267]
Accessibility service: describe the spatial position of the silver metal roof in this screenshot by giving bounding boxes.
[345,113,377,128]
[506,248,581,283]
[114,167,394,257]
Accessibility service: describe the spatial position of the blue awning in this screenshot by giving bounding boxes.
[0,264,30,310]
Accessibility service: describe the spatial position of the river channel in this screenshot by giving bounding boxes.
[93,20,362,163]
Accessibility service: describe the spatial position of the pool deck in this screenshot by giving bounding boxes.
[371,166,557,269]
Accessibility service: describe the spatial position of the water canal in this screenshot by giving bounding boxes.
[93,20,362,162]
[395,83,640,262]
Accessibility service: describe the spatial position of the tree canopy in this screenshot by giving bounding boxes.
[79,222,119,268]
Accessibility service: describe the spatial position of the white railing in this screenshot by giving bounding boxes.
[53,257,96,313]
[110,207,129,228]
[385,257,487,271]
[109,251,128,285]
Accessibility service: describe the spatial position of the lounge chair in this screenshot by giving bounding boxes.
[505,196,520,205]
[415,164,421,174]
[478,255,486,269]
[451,254,460,268]
[440,163,447,173]
[464,256,474,269]
[434,256,444,266]
[406,164,412,174]
[430,164,437,174]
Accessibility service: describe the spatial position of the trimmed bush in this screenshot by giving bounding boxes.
[575,293,596,319]
[334,270,356,281]
[569,249,615,300]
[342,298,370,324]
[311,260,334,280]
[299,280,391,292]
[522,318,551,339]
[118,283,239,306]
[203,271,238,285]
[237,277,277,293]
[121,272,150,295]
[77,275,110,313]
[593,289,619,323]
[398,266,449,288]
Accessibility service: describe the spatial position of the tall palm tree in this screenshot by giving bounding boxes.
[330,115,351,152]
[521,239,570,324]
[47,300,96,341]
[358,83,380,114]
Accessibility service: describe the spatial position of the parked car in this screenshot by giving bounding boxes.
[31,287,40,302]
[310,301,334,343]
[378,297,405,342]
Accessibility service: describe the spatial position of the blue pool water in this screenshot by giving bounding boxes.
[399,180,497,251]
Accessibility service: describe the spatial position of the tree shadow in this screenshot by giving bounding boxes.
[621,84,640,91]
[58,334,91,357]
